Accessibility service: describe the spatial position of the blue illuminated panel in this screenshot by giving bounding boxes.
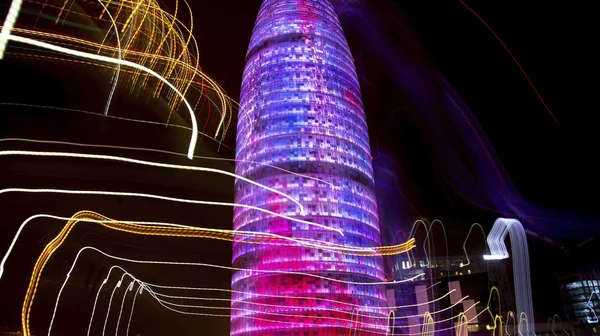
[232,0,388,334]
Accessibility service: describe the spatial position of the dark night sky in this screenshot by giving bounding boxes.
[0,0,597,334]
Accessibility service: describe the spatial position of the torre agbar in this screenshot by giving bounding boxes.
[232,0,388,335]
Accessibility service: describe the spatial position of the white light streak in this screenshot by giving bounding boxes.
[114,280,136,335]
[587,290,599,324]
[0,138,334,188]
[0,213,376,282]
[101,273,126,336]
[0,0,23,58]
[460,223,487,267]
[94,0,121,116]
[2,34,199,158]
[0,150,306,215]
[483,218,534,334]
[0,188,340,236]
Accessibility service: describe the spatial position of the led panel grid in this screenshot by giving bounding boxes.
[232,1,388,335]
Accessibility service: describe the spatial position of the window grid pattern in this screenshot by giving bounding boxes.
[232,0,388,335]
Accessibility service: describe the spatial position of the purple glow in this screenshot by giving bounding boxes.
[231,0,388,334]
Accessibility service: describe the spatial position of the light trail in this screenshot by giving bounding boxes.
[0,213,414,283]
[0,138,334,188]
[46,249,439,335]
[485,286,503,332]
[11,3,236,139]
[94,0,121,116]
[460,223,488,267]
[52,264,452,336]
[459,0,559,124]
[587,290,600,323]
[0,105,228,147]
[2,0,239,143]
[1,34,200,158]
[456,312,468,336]
[484,218,534,333]
[0,187,339,234]
[0,149,308,214]
[114,280,136,336]
[0,0,22,58]
[386,310,395,336]
[14,211,413,336]
[125,285,142,336]
[147,281,442,311]
[101,273,127,336]
[421,311,434,336]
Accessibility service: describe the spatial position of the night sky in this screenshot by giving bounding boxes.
[0,0,597,335]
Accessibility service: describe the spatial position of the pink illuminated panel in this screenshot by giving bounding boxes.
[232,0,387,334]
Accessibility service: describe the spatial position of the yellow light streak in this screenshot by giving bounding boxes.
[18,211,414,336]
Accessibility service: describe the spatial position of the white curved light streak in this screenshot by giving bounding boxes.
[407,219,431,267]
[51,261,440,335]
[114,280,136,336]
[144,290,478,332]
[0,188,339,235]
[483,218,534,334]
[0,150,307,214]
[53,246,421,301]
[125,286,143,336]
[82,266,120,336]
[587,290,600,323]
[0,213,377,282]
[94,0,121,116]
[148,281,444,313]
[2,34,199,159]
[150,288,463,316]
[0,138,334,188]
[460,223,487,267]
[52,264,452,336]
[101,273,126,336]
[145,293,467,324]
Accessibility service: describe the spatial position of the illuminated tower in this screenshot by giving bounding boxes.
[232,0,387,335]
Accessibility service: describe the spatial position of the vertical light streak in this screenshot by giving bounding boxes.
[460,223,487,267]
[2,34,199,159]
[407,219,432,267]
[84,267,121,336]
[587,290,600,323]
[456,312,468,336]
[421,312,434,336]
[485,287,503,332]
[518,312,529,336]
[506,311,516,336]
[483,218,534,334]
[94,0,121,116]
[125,286,143,336]
[101,274,127,336]
[114,280,137,335]
[0,0,23,59]
[550,314,568,336]
[386,310,395,336]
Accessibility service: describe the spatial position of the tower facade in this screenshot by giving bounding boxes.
[232,0,387,334]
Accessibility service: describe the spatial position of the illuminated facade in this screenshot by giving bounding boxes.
[232,0,387,335]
